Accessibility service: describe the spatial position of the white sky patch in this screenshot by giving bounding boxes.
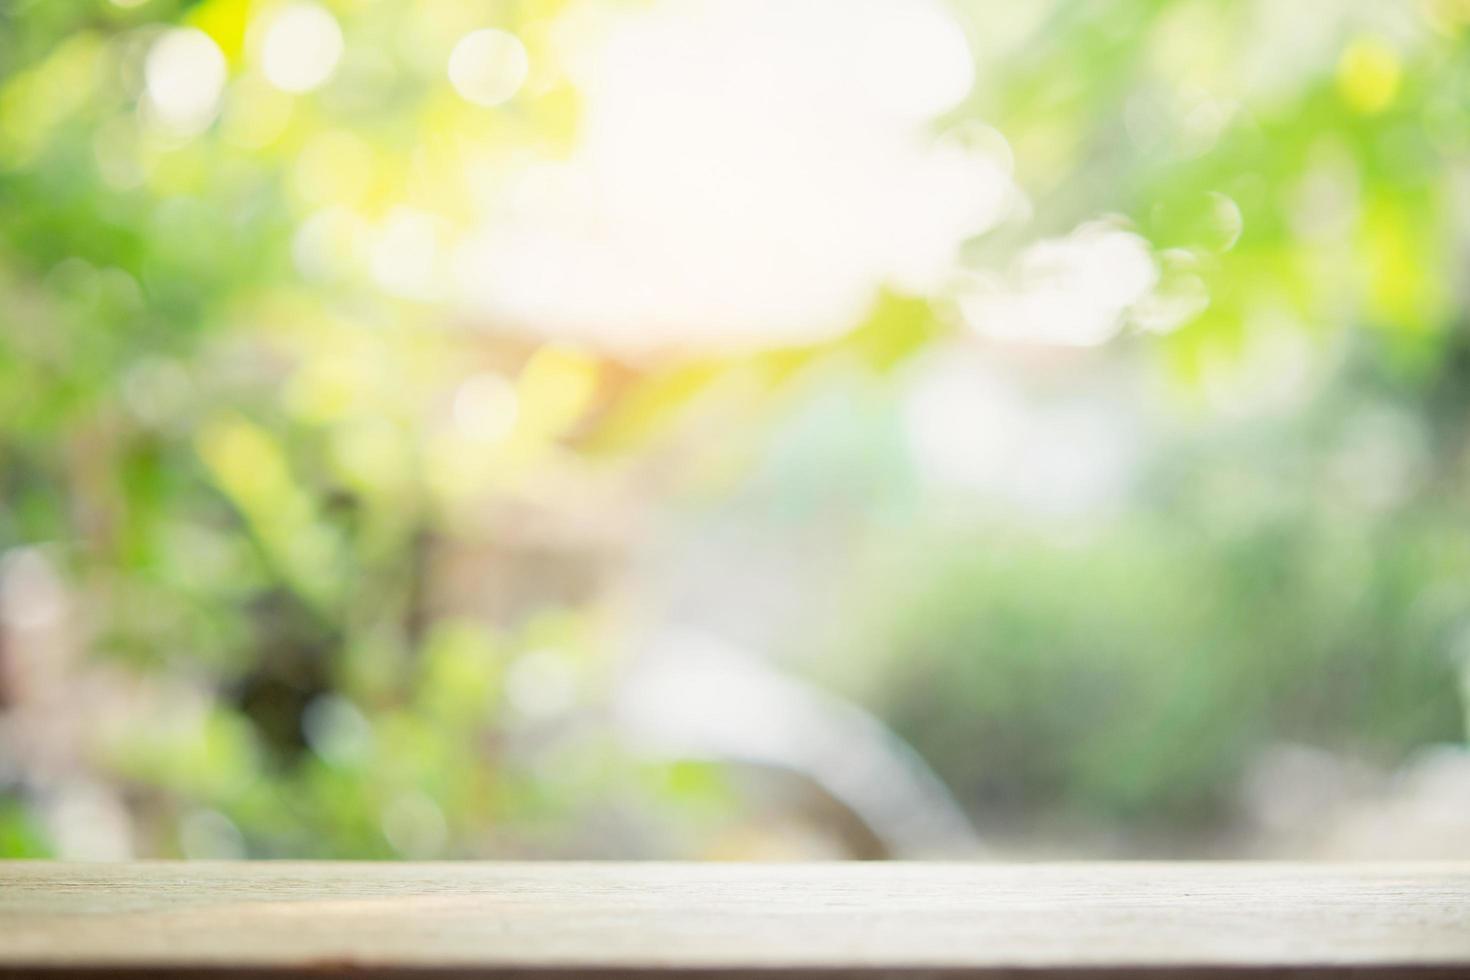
[260,3,344,94]
[448,29,529,107]
[959,221,1158,348]
[144,28,227,136]
[453,0,1016,355]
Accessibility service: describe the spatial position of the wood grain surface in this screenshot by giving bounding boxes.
[1,862,1468,978]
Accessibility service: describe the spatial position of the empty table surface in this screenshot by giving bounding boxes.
[1,862,1468,978]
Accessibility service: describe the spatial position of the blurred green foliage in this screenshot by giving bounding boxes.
[1,0,1468,859]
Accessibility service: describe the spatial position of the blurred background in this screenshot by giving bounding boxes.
[2,0,1470,862]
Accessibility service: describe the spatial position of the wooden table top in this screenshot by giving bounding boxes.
[1,862,1468,978]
